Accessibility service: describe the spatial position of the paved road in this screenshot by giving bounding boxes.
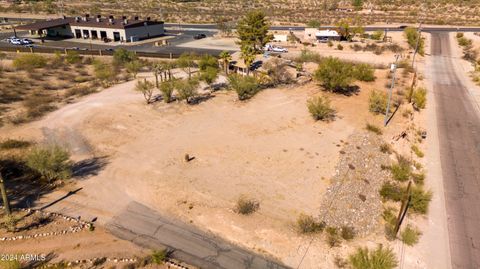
[106,202,289,269]
[431,32,480,268]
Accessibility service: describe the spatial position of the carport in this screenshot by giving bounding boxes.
[16,17,74,38]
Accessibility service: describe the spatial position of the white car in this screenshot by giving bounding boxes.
[10,39,22,45]
[21,38,33,45]
[272,46,288,53]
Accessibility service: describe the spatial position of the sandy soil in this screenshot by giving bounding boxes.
[177,36,239,51]
[0,63,424,267]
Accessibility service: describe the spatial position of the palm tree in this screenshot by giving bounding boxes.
[241,45,256,76]
[219,51,232,75]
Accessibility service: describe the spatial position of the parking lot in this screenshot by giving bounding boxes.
[0,27,231,57]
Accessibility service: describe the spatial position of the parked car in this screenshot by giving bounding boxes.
[10,39,22,45]
[105,48,115,52]
[194,33,206,40]
[21,38,33,44]
[272,46,288,53]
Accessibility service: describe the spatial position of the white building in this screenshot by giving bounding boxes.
[315,30,341,41]
[17,15,164,43]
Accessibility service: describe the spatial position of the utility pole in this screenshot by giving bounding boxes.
[384,54,400,126]
[394,181,412,236]
[411,22,423,69]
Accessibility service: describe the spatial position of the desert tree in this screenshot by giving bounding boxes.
[93,60,116,86]
[26,145,72,183]
[125,60,143,79]
[175,77,199,104]
[0,172,11,216]
[241,45,256,76]
[219,51,232,75]
[337,19,353,41]
[135,79,155,104]
[314,57,355,92]
[159,79,175,103]
[236,10,273,52]
[113,48,137,66]
[152,61,164,88]
[177,52,197,79]
[198,54,219,88]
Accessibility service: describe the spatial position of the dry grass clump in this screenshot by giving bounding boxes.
[234,196,259,215]
[296,214,325,234]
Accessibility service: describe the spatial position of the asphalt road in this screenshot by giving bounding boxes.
[431,32,480,268]
[106,202,289,269]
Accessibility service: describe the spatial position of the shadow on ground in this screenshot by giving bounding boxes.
[72,156,109,179]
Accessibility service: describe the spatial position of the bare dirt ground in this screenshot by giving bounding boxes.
[0,59,430,267]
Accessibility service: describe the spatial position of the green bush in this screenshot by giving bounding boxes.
[457,36,472,47]
[401,225,421,246]
[296,49,323,63]
[307,96,335,121]
[65,51,82,64]
[349,245,398,269]
[456,32,464,39]
[125,60,143,78]
[151,249,168,264]
[175,78,199,103]
[235,196,259,215]
[412,87,427,109]
[411,172,425,185]
[337,44,344,50]
[390,155,411,182]
[411,144,424,158]
[353,63,375,82]
[368,90,388,114]
[380,181,403,202]
[296,214,325,234]
[409,186,432,214]
[113,48,137,66]
[93,60,116,85]
[26,145,72,182]
[13,54,47,70]
[314,57,354,92]
[371,31,383,40]
[0,139,32,150]
[159,80,175,103]
[404,27,424,56]
[365,123,382,135]
[228,74,260,100]
[326,227,341,247]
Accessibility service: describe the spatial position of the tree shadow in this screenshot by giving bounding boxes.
[332,85,361,96]
[189,93,215,105]
[0,159,55,209]
[72,156,109,179]
[16,213,54,232]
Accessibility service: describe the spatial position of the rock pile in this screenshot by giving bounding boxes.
[318,132,391,236]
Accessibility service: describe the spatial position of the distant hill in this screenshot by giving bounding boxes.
[2,0,480,25]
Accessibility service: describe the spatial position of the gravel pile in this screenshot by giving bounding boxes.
[318,132,391,236]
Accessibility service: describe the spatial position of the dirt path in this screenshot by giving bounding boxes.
[430,32,480,269]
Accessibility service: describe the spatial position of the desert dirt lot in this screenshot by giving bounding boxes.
[0,48,429,268]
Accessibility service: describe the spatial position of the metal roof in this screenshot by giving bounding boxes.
[17,16,164,31]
